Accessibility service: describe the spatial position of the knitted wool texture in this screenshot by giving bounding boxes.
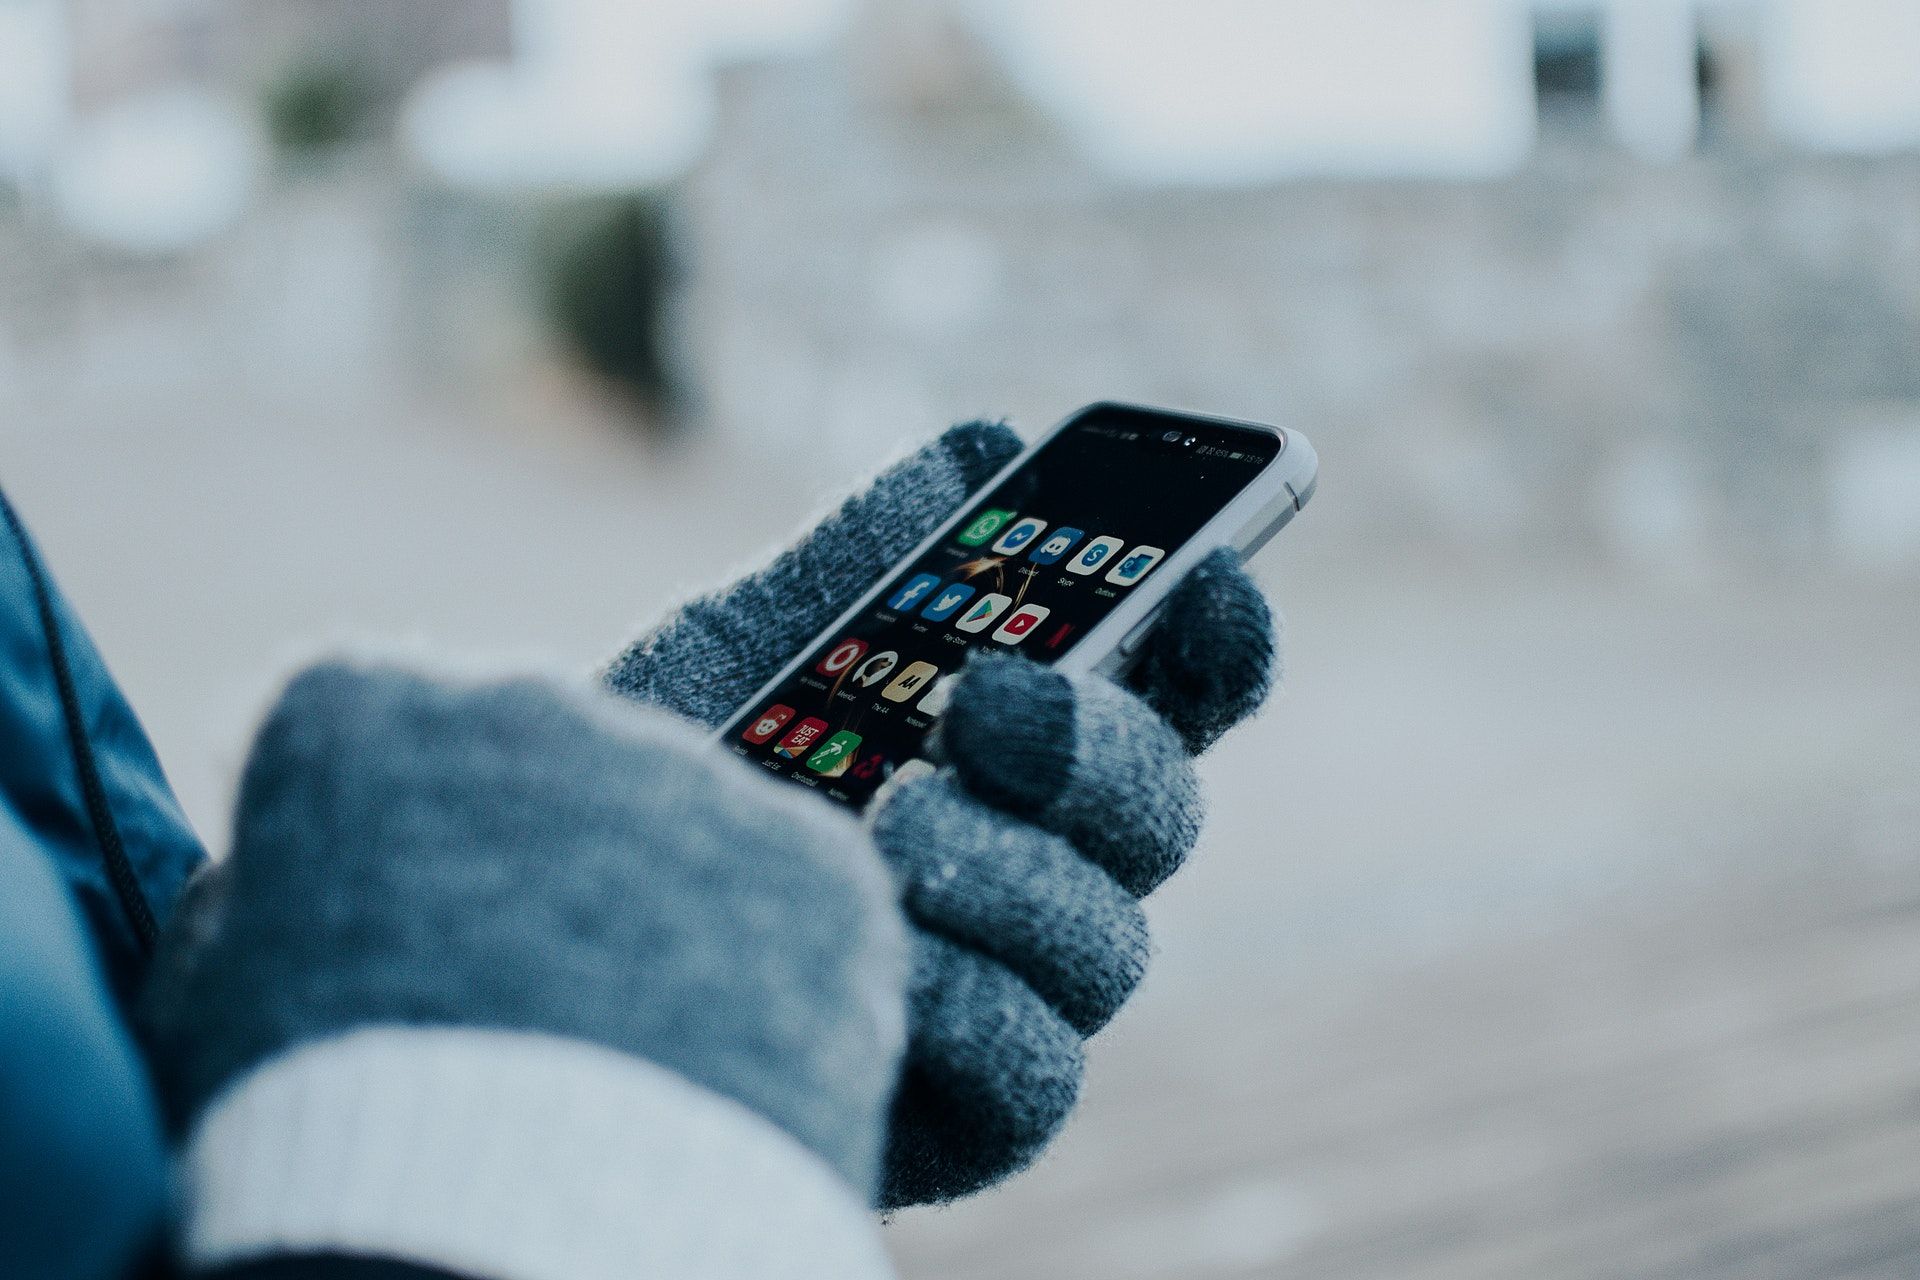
[141,662,909,1197]
[603,423,1024,729]
[603,422,1278,1208]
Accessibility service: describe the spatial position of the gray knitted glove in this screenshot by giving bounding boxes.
[605,422,1279,1207]
[142,662,907,1279]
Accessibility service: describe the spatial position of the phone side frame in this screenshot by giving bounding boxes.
[1069,411,1315,682]
[712,402,1317,749]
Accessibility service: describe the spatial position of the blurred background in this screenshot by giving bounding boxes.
[5,0,1920,1275]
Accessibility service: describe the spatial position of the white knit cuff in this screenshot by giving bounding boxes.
[179,1026,894,1280]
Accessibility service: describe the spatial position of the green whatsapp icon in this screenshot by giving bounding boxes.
[956,508,1015,548]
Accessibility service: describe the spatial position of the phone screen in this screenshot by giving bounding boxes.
[719,406,1284,809]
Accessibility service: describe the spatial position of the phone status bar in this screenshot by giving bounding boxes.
[1080,421,1267,465]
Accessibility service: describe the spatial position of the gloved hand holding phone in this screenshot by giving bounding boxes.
[607,420,1283,1206]
[142,419,1291,1280]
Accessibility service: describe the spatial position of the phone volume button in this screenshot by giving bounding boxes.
[1117,611,1159,658]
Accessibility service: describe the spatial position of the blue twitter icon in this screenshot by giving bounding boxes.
[920,582,978,621]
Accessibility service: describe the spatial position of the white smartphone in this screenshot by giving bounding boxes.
[717,402,1317,810]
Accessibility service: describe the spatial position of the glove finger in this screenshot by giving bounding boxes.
[872,772,1148,1036]
[605,420,1022,726]
[1124,547,1278,755]
[879,930,1082,1209]
[935,654,1202,896]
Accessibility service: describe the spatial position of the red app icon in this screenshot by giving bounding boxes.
[850,751,889,781]
[741,703,796,744]
[1043,623,1075,650]
[774,716,830,758]
[815,637,868,677]
[991,604,1050,644]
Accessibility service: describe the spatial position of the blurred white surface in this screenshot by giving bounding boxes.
[1768,0,1920,150]
[986,0,1538,181]
[0,0,66,180]
[51,89,263,254]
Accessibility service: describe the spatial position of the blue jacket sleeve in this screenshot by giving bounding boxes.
[0,485,209,1280]
[0,808,172,1280]
[0,488,207,1006]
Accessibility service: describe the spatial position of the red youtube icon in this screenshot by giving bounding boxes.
[991,604,1050,645]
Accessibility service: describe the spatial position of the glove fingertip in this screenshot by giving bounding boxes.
[1130,549,1278,754]
[803,420,1023,588]
[933,654,1076,816]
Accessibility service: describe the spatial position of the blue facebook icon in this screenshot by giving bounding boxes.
[887,573,942,612]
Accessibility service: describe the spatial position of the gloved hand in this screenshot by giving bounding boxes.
[606,422,1279,1207]
[142,662,908,1279]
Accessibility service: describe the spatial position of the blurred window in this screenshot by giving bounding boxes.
[1534,8,1603,119]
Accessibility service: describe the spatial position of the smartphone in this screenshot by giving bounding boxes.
[717,402,1317,810]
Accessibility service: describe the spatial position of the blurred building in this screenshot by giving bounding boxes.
[62,0,511,111]
[6,0,1920,565]
[676,1,1920,563]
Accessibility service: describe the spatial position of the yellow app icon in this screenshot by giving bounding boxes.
[882,661,939,703]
